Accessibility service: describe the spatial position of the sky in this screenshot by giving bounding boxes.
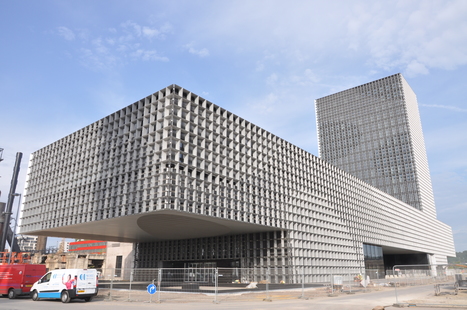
[0,0,466,252]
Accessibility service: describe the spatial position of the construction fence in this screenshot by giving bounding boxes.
[95,265,467,304]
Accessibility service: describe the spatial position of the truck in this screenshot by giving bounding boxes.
[0,264,47,299]
[30,268,98,303]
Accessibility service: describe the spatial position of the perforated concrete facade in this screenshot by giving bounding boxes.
[316,74,436,217]
[21,84,454,279]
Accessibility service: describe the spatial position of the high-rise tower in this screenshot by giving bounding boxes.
[316,73,436,217]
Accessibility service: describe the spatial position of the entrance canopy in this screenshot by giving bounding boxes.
[22,210,280,243]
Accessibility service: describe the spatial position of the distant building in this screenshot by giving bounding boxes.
[69,240,106,255]
[32,239,133,274]
[16,234,38,252]
[63,240,69,253]
[21,84,454,282]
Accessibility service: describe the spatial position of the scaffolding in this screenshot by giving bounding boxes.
[0,252,31,264]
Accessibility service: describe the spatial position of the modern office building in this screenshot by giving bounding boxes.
[20,83,454,282]
[316,74,435,217]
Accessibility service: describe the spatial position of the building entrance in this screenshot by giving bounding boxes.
[160,260,241,284]
[184,262,216,282]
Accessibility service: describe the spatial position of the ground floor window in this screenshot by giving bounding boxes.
[363,244,384,279]
[115,255,123,277]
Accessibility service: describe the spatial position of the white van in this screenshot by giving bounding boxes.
[30,269,98,303]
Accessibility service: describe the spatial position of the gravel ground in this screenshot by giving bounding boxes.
[405,286,467,307]
[96,281,467,308]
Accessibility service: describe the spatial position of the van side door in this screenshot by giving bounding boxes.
[36,272,52,291]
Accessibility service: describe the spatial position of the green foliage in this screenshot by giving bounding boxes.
[448,250,467,264]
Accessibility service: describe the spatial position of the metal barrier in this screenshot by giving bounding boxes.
[97,267,363,303]
[95,265,467,304]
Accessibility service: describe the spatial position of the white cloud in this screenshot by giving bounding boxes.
[251,92,279,115]
[185,43,210,57]
[121,20,141,37]
[405,61,429,77]
[183,1,467,77]
[57,26,75,41]
[255,51,277,72]
[142,26,160,38]
[289,69,321,86]
[54,2,467,77]
[121,20,172,40]
[142,23,172,39]
[56,21,172,71]
[92,38,109,54]
[77,37,121,71]
[131,49,169,62]
[79,48,109,71]
[353,0,467,76]
[256,62,265,72]
[304,69,320,83]
[266,73,278,85]
[190,47,209,57]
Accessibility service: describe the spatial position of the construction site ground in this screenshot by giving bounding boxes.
[2,281,467,309]
[95,282,467,309]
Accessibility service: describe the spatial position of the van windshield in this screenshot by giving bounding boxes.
[41,272,52,283]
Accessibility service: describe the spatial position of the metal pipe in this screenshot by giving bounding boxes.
[8,193,21,263]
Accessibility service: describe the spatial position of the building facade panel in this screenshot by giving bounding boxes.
[21,84,454,280]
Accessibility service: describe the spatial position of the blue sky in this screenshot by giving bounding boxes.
[1,0,466,252]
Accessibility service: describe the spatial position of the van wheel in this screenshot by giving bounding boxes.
[31,290,39,301]
[61,291,70,303]
[8,289,17,299]
[84,296,93,302]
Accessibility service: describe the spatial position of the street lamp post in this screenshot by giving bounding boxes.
[8,193,21,264]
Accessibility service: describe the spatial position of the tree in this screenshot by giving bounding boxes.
[448,250,467,264]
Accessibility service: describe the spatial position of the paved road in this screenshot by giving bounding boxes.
[1,285,466,310]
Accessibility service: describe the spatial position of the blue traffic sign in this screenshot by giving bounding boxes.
[147,283,157,294]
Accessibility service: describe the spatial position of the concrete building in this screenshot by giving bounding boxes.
[16,234,38,252]
[31,239,133,274]
[20,84,454,282]
[104,241,135,280]
[67,239,134,279]
[316,74,434,216]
